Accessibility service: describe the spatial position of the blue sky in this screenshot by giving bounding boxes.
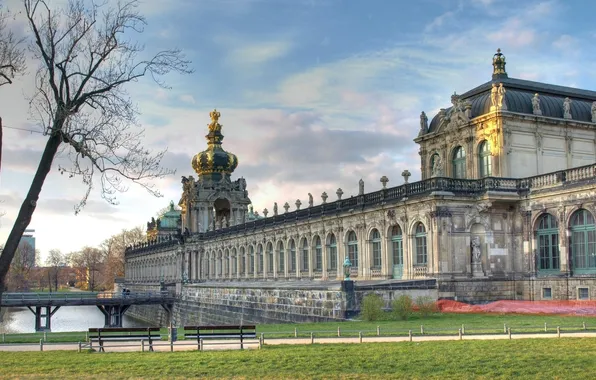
[2,0,596,260]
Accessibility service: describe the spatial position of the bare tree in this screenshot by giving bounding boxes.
[5,242,35,291]
[45,248,63,291]
[0,3,27,86]
[0,0,192,305]
[70,246,104,291]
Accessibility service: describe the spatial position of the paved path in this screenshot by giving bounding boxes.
[1,331,596,352]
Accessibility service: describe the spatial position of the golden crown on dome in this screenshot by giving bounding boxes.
[191,109,238,178]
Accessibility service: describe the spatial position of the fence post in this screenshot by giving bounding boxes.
[142,339,145,352]
[508,327,511,340]
[40,339,43,352]
[261,333,264,348]
[408,330,412,342]
[377,326,380,336]
[200,338,204,351]
[557,326,560,338]
[544,322,547,332]
[458,328,462,340]
[311,332,314,344]
[78,341,82,353]
[294,328,298,338]
[583,322,587,331]
[461,324,465,335]
[338,327,341,337]
[420,325,424,335]
[504,323,507,334]
[170,339,174,352]
[358,332,362,343]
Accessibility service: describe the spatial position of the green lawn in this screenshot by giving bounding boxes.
[0,338,595,379]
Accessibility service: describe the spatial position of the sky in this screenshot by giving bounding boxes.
[2,0,596,262]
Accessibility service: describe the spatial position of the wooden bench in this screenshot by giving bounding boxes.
[88,327,161,352]
[183,325,257,350]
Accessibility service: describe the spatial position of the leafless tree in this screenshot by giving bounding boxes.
[101,226,144,288]
[70,246,104,291]
[0,0,192,304]
[5,242,35,291]
[0,3,27,86]
[45,248,63,291]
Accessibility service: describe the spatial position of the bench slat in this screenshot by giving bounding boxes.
[89,327,160,333]
[184,325,256,331]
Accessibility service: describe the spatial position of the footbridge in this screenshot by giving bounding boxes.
[0,291,175,331]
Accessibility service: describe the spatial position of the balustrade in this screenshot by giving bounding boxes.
[413,265,428,278]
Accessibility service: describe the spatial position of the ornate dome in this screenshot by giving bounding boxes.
[191,109,239,180]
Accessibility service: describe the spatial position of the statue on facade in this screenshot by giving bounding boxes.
[532,93,542,115]
[490,83,498,108]
[497,83,506,109]
[308,193,313,207]
[563,97,572,119]
[591,101,596,123]
[273,202,278,216]
[471,236,482,263]
[431,154,443,177]
[358,179,364,195]
[419,111,428,135]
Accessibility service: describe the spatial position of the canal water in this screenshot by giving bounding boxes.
[0,306,151,333]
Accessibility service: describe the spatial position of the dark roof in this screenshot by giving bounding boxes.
[427,77,596,133]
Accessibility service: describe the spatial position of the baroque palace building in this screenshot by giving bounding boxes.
[125,50,596,302]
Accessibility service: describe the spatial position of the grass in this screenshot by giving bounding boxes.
[2,312,596,343]
[0,338,595,379]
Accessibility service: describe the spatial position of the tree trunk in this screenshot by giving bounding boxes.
[0,120,63,288]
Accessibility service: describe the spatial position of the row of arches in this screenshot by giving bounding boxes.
[430,139,492,179]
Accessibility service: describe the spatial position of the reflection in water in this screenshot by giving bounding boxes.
[0,306,152,333]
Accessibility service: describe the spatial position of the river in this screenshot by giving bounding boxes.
[0,306,152,333]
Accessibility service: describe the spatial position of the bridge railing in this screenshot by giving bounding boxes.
[1,291,172,305]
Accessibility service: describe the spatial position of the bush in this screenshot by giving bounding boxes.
[392,295,413,320]
[360,293,385,321]
[416,296,438,318]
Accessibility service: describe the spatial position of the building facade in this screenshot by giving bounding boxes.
[125,50,596,305]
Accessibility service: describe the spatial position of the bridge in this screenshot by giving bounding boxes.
[1,291,175,331]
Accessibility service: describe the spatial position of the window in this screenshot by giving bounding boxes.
[278,242,285,273]
[371,229,382,269]
[414,223,427,265]
[239,247,245,274]
[258,245,264,273]
[224,249,229,276]
[536,214,560,272]
[570,209,596,273]
[478,140,492,177]
[452,146,466,179]
[542,287,552,300]
[347,231,359,268]
[231,248,237,276]
[267,243,274,272]
[391,225,403,266]
[315,236,322,271]
[249,246,255,275]
[302,239,309,271]
[328,234,337,270]
[578,287,589,300]
[290,239,296,271]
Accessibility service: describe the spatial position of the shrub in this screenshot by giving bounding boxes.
[360,293,385,321]
[416,296,438,318]
[392,295,413,320]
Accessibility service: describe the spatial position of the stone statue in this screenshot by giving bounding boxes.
[358,179,364,195]
[497,83,506,108]
[273,202,278,216]
[490,83,498,108]
[532,93,541,115]
[591,102,596,123]
[472,236,482,262]
[431,154,443,177]
[563,97,572,119]
[249,205,254,214]
[308,193,313,207]
[419,111,428,135]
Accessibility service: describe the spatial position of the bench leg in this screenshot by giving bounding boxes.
[99,340,105,353]
[149,337,154,352]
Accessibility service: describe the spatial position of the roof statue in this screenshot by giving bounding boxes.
[492,48,507,80]
[532,93,542,115]
[208,109,222,132]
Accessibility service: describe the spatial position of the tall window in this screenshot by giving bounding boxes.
[347,231,359,268]
[391,225,403,266]
[239,247,245,274]
[217,252,222,276]
[328,234,337,270]
[231,248,237,276]
[570,209,596,273]
[371,229,382,268]
[452,146,466,179]
[315,236,323,271]
[414,223,427,265]
[302,239,309,271]
[258,245,264,273]
[478,140,492,177]
[290,239,296,272]
[224,249,229,276]
[267,243,274,272]
[536,214,559,271]
[278,242,285,273]
[249,246,255,275]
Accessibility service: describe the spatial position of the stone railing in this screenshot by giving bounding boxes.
[413,265,428,278]
[125,163,596,256]
[370,268,382,278]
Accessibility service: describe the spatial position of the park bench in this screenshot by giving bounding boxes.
[183,325,257,350]
[88,327,161,352]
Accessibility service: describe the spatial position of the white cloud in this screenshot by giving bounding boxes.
[228,40,293,65]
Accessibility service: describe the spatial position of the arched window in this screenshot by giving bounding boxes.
[570,209,596,273]
[224,249,229,276]
[347,231,359,268]
[314,236,323,271]
[391,225,403,279]
[267,243,274,273]
[217,251,222,276]
[536,214,559,272]
[328,234,337,270]
[452,146,466,179]
[414,223,427,265]
[277,242,285,273]
[370,229,382,269]
[289,239,296,272]
[301,239,309,272]
[478,140,492,177]
[249,246,255,275]
[231,248,237,276]
[257,244,264,274]
[239,247,245,275]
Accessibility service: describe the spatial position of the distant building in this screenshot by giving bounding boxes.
[18,229,36,267]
